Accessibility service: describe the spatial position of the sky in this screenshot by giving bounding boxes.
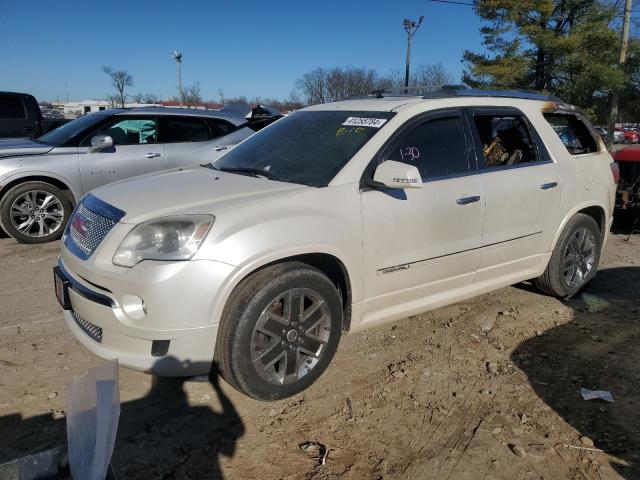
[0,0,484,103]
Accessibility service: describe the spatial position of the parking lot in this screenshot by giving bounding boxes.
[0,229,638,479]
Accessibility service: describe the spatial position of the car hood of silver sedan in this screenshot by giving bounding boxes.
[0,138,54,158]
[90,166,308,224]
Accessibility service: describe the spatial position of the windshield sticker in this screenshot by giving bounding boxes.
[342,117,388,128]
[336,126,366,137]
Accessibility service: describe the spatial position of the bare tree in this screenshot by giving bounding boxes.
[182,82,202,106]
[142,93,159,104]
[377,68,405,90]
[102,66,133,108]
[295,67,329,105]
[224,95,249,105]
[411,63,456,94]
[294,64,455,105]
[326,66,379,101]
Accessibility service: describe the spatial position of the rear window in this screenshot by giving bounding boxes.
[0,96,26,119]
[166,117,211,142]
[544,113,598,155]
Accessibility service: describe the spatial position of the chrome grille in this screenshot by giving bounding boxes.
[71,310,102,343]
[66,203,117,259]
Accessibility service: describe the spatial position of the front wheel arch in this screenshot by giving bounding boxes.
[0,175,76,207]
[214,251,354,333]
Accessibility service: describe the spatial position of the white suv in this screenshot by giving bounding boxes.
[54,88,617,400]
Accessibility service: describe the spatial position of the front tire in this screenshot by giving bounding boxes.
[0,182,71,244]
[215,262,343,401]
[533,213,602,298]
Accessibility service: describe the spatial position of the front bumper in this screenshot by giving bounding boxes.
[57,253,235,376]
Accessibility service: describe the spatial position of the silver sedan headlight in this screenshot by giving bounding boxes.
[112,215,214,267]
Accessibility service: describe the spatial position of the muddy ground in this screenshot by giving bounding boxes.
[0,228,639,480]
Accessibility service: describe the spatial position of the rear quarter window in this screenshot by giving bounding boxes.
[543,113,598,155]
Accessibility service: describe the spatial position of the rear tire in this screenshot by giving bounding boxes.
[0,182,71,244]
[533,213,602,298]
[215,262,343,401]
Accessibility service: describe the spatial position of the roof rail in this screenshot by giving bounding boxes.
[422,85,565,103]
[363,84,567,104]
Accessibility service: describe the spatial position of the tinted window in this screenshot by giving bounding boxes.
[385,116,469,180]
[167,117,210,142]
[0,96,26,119]
[544,113,598,155]
[96,118,158,145]
[209,119,235,137]
[473,114,538,168]
[214,111,395,187]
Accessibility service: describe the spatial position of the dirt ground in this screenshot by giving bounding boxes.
[1,227,639,480]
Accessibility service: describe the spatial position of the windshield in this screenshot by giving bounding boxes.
[212,110,395,187]
[38,111,111,146]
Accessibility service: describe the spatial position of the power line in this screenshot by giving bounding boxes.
[425,0,474,6]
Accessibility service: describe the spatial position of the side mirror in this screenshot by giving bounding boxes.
[88,135,113,153]
[370,160,422,189]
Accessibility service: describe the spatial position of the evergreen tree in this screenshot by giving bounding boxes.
[463,0,624,119]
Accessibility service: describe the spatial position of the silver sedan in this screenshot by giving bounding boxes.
[0,107,263,243]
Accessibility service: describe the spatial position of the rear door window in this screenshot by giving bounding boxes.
[0,96,26,119]
[472,113,539,169]
[166,117,211,142]
[384,115,470,180]
[543,113,598,155]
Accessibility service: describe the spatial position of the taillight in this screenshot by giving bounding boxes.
[611,162,620,184]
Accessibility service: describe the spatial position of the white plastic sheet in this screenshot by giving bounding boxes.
[581,387,615,403]
[66,360,120,480]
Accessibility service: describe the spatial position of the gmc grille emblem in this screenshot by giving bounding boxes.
[72,214,91,236]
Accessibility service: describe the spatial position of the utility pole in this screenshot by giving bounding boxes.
[403,16,424,94]
[609,0,632,146]
[170,50,183,107]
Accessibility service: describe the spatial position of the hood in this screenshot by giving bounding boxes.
[613,145,640,163]
[91,166,308,223]
[0,138,54,158]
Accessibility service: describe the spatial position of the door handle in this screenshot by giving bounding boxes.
[456,195,481,205]
[540,182,558,190]
[145,152,162,159]
[214,146,228,152]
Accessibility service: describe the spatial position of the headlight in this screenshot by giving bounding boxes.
[112,215,214,267]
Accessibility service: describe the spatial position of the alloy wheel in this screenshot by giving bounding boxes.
[9,190,65,238]
[250,288,332,385]
[563,227,596,288]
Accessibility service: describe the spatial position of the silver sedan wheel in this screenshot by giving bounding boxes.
[563,227,596,288]
[9,190,65,238]
[251,288,332,385]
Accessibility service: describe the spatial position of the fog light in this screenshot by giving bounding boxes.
[151,340,170,357]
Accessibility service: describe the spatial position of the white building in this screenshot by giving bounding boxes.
[51,100,112,115]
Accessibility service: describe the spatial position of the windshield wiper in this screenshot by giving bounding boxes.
[206,164,279,180]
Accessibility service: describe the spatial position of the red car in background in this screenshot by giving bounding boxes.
[614,128,639,144]
[612,146,640,222]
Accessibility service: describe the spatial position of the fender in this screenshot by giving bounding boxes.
[207,244,358,329]
[548,199,609,253]
[0,169,82,205]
